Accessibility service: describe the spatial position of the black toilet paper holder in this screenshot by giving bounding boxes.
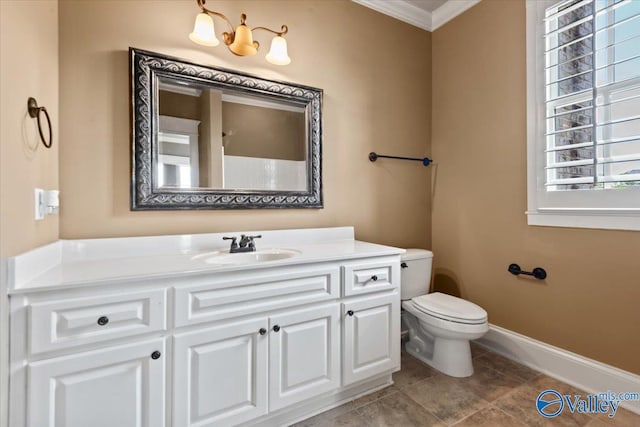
[508,264,547,280]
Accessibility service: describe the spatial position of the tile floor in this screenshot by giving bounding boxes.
[292,343,640,427]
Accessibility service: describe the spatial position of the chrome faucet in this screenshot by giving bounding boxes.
[223,234,262,253]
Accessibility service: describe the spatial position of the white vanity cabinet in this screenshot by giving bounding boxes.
[8,246,401,427]
[173,302,341,427]
[268,303,341,411]
[173,317,269,427]
[342,293,400,385]
[341,258,401,386]
[27,338,167,427]
[9,287,168,427]
[172,267,342,427]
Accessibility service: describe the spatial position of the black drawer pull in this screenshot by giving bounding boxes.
[97,316,109,326]
[151,351,161,360]
[371,275,378,281]
[259,328,267,335]
[347,310,354,317]
[273,325,280,332]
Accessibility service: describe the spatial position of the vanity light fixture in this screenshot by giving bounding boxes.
[189,0,291,65]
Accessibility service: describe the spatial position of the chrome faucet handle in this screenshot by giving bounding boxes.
[239,234,262,247]
[247,235,262,248]
[222,236,238,250]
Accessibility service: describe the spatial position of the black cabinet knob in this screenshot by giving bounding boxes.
[259,328,267,335]
[371,275,378,281]
[273,325,280,332]
[97,316,109,326]
[347,310,354,317]
[151,351,161,360]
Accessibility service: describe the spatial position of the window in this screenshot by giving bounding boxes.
[526,0,640,230]
[157,115,200,189]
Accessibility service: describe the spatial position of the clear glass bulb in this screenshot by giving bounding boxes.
[189,13,219,47]
[266,36,291,65]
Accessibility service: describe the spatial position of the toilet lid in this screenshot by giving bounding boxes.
[412,292,487,324]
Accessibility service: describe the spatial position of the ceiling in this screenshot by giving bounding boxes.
[352,0,481,32]
[405,0,449,13]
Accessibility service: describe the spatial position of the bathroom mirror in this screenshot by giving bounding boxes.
[130,48,323,210]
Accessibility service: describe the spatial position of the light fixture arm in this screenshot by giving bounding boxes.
[196,0,234,34]
[252,24,289,37]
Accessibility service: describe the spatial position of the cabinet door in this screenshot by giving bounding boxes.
[269,303,340,411]
[27,338,166,427]
[343,292,400,385]
[173,317,268,427]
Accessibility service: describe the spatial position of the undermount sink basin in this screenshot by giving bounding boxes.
[191,249,301,265]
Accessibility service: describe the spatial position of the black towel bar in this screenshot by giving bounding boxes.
[369,152,432,167]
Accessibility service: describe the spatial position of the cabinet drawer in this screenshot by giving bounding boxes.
[174,266,340,327]
[342,257,400,297]
[29,289,166,355]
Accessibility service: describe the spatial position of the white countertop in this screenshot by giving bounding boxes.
[6,227,404,294]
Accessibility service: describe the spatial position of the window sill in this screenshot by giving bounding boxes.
[526,211,640,231]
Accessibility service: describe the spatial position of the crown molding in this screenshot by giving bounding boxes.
[431,0,481,30]
[352,0,481,32]
[352,0,434,32]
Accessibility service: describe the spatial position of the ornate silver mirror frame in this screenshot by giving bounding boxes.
[130,48,323,210]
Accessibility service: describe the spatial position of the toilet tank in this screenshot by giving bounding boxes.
[400,249,433,300]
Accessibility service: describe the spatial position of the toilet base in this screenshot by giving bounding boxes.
[404,336,474,378]
[401,308,483,378]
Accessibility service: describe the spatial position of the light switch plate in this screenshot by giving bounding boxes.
[34,188,45,220]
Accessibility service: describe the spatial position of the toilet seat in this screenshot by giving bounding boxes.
[411,292,487,325]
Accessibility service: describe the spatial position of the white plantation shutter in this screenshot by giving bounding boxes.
[544,0,640,190]
[527,0,640,229]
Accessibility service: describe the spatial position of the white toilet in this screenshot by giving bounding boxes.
[401,249,488,377]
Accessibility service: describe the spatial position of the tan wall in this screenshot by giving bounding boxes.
[223,102,306,161]
[0,1,59,257]
[58,0,432,249]
[159,91,202,120]
[431,0,640,374]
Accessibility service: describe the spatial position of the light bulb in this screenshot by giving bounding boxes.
[189,13,219,47]
[266,36,291,65]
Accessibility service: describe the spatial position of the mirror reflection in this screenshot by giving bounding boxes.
[157,77,308,192]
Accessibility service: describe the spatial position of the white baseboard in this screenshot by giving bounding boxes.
[476,324,640,415]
